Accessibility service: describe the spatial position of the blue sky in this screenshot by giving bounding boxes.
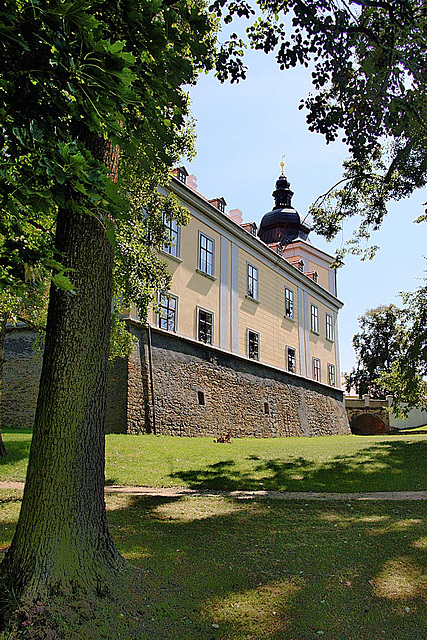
[186,47,426,378]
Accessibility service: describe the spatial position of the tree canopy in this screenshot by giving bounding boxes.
[379,279,427,413]
[213,0,427,258]
[344,304,406,398]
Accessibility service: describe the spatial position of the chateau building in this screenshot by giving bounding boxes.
[2,166,350,437]
[123,166,349,437]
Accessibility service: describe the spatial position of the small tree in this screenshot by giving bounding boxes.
[379,280,427,414]
[345,304,406,398]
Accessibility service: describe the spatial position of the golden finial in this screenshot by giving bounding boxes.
[280,154,286,175]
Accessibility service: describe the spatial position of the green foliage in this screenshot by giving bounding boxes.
[113,157,191,325]
[344,304,406,398]
[212,0,427,253]
[0,0,221,292]
[379,277,427,414]
[109,312,137,361]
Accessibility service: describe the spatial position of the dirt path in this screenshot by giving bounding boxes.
[1,481,426,500]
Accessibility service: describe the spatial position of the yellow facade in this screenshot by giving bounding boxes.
[147,173,343,389]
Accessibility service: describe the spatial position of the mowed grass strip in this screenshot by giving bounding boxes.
[1,429,427,492]
[1,489,426,639]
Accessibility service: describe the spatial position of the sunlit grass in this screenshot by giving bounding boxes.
[2,428,427,493]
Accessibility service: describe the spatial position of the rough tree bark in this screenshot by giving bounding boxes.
[0,203,123,597]
[0,314,7,457]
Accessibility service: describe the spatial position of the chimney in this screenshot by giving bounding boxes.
[187,174,198,190]
[229,208,243,224]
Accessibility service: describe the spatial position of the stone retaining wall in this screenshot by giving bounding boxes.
[128,325,350,438]
[2,324,350,438]
[2,327,127,433]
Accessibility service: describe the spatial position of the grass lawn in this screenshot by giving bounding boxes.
[1,488,426,639]
[1,428,427,493]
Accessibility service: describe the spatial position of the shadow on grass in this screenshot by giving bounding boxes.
[1,490,426,639]
[107,493,427,640]
[170,439,427,493]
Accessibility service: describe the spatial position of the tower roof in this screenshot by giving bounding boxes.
[258,172,310,245]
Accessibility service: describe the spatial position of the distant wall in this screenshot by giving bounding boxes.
[345,395,427,434]
[2,328,43,429]
[389,404,427,430]
[127,325,350,438]
[2,327,127,433]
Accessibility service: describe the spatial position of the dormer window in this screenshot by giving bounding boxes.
[298,260,304,272]
[208,197,227,213]
[313,271,318,283]
[178,170,186,184]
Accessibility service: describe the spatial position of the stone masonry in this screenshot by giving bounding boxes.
[2,327,127,433]
[127,324,350,438]
[2,324,350,438]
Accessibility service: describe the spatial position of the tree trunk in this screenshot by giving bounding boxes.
[0,206,123,597]
[0,314,7,457]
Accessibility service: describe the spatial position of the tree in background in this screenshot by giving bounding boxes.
[379,280,427,414]
[344,304,406,398]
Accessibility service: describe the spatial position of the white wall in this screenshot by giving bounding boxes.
[389,404,427,429]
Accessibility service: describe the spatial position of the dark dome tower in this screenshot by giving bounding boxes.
[258,172,310,245]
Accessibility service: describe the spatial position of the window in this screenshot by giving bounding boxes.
[197,308,213,345]
[286,346,296,373]
[247,263,258,300]
[248,330,259,361]
[312,271,318,283]
[298,260,304,272]
[178,170,186,184]
[326,313,334,341]
[217,200,225,213]
[162,212,180,258]
[285,288,294,319]
[264,401,270,415]
[197,390,205,405]
[311,304,319,333]
[312,357,321,382]
[158,293,177,332]
[328,363,336,387]
[198,232,215,277]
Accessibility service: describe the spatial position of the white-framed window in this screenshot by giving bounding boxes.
[198,232,215,277]
[285,287,294,319]
[162,212,180,258]
[313,271,318,283]
[312,357,321,382]
[217,200,225,213]
[311,304,319,333]
[247,263,259,300]
[328,363,336,386]
[326,313,334,341]
[197,307,213,345]
[247,329,260,361]
[177,169,186,184]
[286,346,296,373]
[298,260,304,272]
[158,292,178,332]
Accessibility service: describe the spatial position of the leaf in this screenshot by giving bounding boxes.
[52,273,76,293]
